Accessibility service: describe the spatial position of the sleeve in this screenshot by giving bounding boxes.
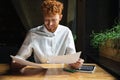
[15,31,33,59]
[66,29,76,54]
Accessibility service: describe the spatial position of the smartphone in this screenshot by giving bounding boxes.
[76,65,96,73]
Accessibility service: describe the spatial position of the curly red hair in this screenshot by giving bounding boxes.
[41,0,63,16]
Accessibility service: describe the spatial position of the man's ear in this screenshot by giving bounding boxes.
[59,14,63,21]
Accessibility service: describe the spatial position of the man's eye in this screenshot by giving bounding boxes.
[45,20,49,22]
[45,20,48,21]
[52,19,57,22]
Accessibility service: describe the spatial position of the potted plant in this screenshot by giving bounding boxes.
[90,23,120,62]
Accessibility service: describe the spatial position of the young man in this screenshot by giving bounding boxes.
[12,0,84,70]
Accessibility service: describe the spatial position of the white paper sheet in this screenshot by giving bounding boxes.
[47,51,81,64]
[10,51,81,67]
[10,55,43,68]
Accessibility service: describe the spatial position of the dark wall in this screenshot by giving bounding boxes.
[0,0,26,63]
[0,0,26,46]
[59,0,68,25]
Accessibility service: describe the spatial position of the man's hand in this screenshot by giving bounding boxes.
[69,58,84,69]
[10,61,26,73]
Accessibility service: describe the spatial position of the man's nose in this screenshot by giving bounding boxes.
[48,21,53,25]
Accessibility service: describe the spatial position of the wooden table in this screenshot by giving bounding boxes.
[0,63,116,80]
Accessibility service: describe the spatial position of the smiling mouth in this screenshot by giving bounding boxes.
[48,27,57,32]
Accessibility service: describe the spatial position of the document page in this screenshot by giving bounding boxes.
[11,55,43,68]
[47,51,81,64]
[10,51,81,67]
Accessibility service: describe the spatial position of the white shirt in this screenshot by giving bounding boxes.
[16,24,76,63]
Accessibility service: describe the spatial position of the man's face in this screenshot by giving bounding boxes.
[44,14,62,33]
